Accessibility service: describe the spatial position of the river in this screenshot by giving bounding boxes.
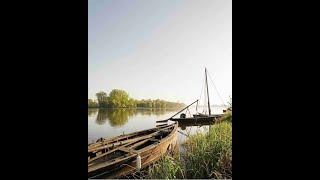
[88,106,226,145]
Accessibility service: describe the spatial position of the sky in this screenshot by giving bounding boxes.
[89,0,232,105]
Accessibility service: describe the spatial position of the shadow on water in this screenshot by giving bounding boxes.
[178,121,215,130]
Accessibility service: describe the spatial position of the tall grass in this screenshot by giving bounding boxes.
[148,153,185,179]
[184,121,232,178]
[148,113,232,179]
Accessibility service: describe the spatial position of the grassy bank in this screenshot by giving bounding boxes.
[148,112,232,179]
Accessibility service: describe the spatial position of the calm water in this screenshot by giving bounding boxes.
[88,106,226,144]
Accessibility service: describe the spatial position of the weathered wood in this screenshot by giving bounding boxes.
[89,139,142,163]
[103,124,178,178]
[89,133,156,153]
[156,119,169,123]
[88,124,174,151]
[205,68,211,115]
[170,114,223,125]
[89,153,137,172]
[156,124,169,128]
[130,139,155,150]
[88,122,178,178]
[89,123,172,144]
[89,131,153,150]
[88,125,174,153]
[117,147,137,154]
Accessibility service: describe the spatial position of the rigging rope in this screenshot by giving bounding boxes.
[186,107,191,117]
[196,74,206,113]
[207,70,226,106]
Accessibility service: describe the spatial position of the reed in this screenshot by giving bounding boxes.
[148,113,232,179]
[148,153,185,179]
[183,121,232,178]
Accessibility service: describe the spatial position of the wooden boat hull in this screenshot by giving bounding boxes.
[170,114,222,124]
[88,122,178,179]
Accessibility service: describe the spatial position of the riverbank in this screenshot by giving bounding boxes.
[147,112,232,179]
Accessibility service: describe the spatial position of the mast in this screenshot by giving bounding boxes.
[205,68,211,115]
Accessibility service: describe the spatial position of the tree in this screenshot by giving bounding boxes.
[108,89,130,108]
[88,99,99,108]
[96,91,108,108]
[91,89,185,109]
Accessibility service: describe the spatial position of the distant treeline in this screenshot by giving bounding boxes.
[88,89,185,109]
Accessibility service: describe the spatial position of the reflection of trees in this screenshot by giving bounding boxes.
[94,108,179,127]
[96,109,108,125]
[106,109,136,127]
[88,108,98,117]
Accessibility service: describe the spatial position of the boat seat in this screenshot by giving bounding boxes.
[118,147,138,155]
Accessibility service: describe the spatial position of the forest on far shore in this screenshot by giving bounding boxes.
[88,89,185,109]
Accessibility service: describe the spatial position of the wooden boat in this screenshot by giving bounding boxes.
[88,122,178,179]
[170,114,221,124]
[157,68,224,125]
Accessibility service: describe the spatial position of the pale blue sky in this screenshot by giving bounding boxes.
[89,0,232,105]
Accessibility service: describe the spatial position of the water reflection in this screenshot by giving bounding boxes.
[96,109,109,125]
[93,108,178,127]
[178,121,215,130]
[95,109,134,126]
[88,107,219,144]
[88,108,98,117]
[137,108,176,116]
[106,109,136,127]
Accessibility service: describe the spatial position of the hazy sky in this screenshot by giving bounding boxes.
[89,0,232,105]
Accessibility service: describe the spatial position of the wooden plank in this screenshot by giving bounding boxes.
[88,125,175,153]
[156,123,168,127]
[88,127,168,153]
[127,139,152,150]
[89,125,175,163]
[89,124,174,150]
[88,154,137,173]
[88,139,142,163]
[88,123,178,178]
[103,124,178,178]
[167,99,199,119]
[117,147,135,154]
[89,133,148,150]
[156,119,169,123]
[89,136,149,153]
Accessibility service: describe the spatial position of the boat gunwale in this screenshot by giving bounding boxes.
[88,123,174,150]
[88,122,178,178]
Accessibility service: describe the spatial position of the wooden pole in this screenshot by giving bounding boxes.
[205,68,211,115]
[167,99,199,120]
